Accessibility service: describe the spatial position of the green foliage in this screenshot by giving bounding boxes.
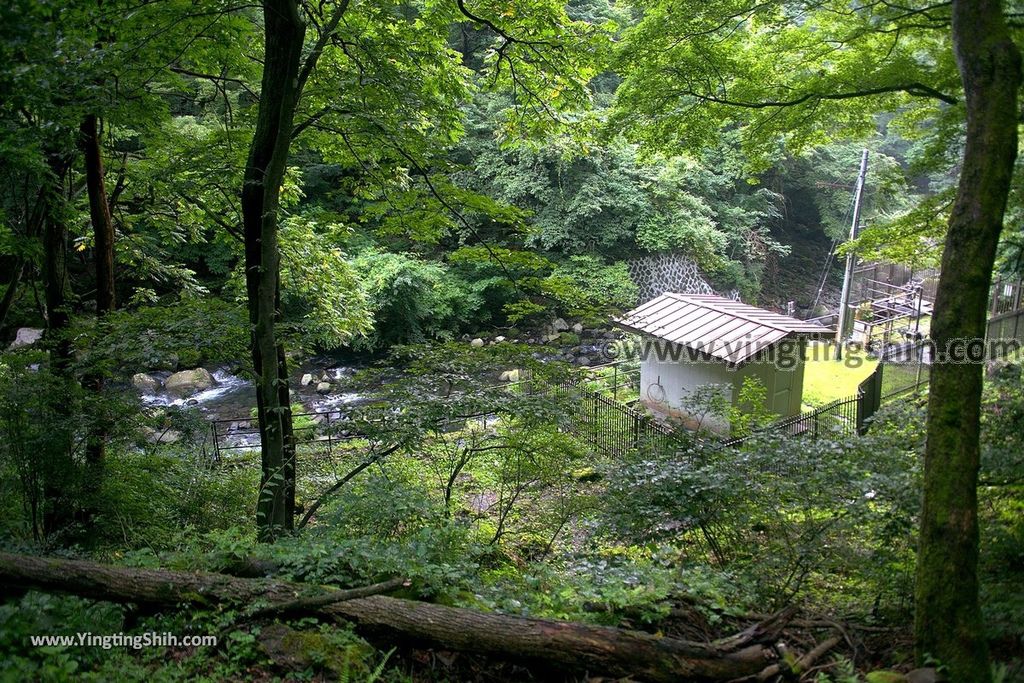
[978,366,1024,644]
[603,400,926,613]
[352,249,483,349]
[548,255,634,315]
[90,449,258,552]
[611,0,960,168]
[778,143,913,242]
[277,215,372,351]
[475,545,753,624]
[3,1,1024,679]
[72,298,248,373]
[0,592,129,682]
[727,377,776,438]
[0,352,88,541]
[454,118,786,297]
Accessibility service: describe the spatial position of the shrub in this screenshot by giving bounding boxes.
[73,298,248,373]
[352,249,483,349]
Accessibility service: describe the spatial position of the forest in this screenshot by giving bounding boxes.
[0,0,1023,681]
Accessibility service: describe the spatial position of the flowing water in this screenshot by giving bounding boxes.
[139,362,373,423]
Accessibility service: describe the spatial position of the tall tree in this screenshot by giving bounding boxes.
[916,0,1020,678]
[242,0,307,540]
[235,0,598,540]
[40,150,75,535]
[611,0,1022,676]
[79,115,116,318]
[79,113,116,470]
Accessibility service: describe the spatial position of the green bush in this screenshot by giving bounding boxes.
[353,249,483,349]
[544,256,638,316]
[73,298,248,373]
[89,449,258,552]
[0,352,89,542]
[601,400,925,616]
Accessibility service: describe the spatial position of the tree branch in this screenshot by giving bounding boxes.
[685,81,958,107]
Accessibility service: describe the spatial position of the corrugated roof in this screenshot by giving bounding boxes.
[614,293,831,365]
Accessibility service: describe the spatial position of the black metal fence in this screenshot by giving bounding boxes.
[722,360,891,448]
[207,411,372,463]
[723,394,860,448]
[203,338,947,466]
[987,277,1024,347]
[553,381,684,457]
[878,346,930,399]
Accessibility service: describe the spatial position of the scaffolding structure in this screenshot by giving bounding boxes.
[850,278,933,356]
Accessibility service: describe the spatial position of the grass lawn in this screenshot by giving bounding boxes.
[801,341,879,408]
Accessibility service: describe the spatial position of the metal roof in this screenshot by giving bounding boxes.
[614,293,831,365]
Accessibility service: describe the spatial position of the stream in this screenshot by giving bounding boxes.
[139,360,374,422]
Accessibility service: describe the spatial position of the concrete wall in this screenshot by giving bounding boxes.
[639,339,805,435]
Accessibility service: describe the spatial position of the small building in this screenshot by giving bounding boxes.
[614,293,830,434]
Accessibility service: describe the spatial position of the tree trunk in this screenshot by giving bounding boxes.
[41,153,74,535]
[42,155,72,369]
[0,258,26,331]
[0,552,791,682]
[242,0,306,541]
[79,114,116,317]
[1,187,48,331]
[79,113,116,472]
[916,1,1021,679]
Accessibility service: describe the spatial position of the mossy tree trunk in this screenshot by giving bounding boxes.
[241,0,306,540]
[79,113,116,473]
[0,551,794,682]
[916,0,1021,678]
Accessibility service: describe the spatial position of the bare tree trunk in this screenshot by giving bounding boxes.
[916,1,1021,679]
[242,0,305,540]
[79,113,116,474]
[42,154,72,371]
[0,551,793,682]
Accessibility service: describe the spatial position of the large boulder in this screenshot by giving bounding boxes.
[8,328,44,350]
[316,381,332,394]
[300,373,314,387]
[551,318,570,332]
[141,426,182,444]
[131,373,161,394]
[470,337,485,348]
[164,368,215,398]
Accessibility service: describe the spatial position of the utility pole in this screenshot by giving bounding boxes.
[835,149,869,361]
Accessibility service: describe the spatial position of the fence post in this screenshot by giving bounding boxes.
[915,342,925,389]
[325,412,333,461]
[856,364,883,435]
[211,421,220,463]
[856,392,864,436]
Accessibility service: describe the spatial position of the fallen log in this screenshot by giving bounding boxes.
[0,552,787,682]
[246,576,410,619]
